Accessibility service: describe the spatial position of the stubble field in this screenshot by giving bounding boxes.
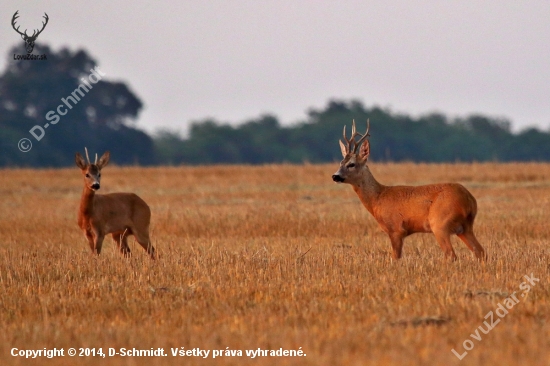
[0,162,549,365]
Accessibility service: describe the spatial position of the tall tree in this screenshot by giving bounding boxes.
[0,43,155,167]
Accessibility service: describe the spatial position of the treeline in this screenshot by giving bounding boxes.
[155,101,550,164]
[2,44,550,167]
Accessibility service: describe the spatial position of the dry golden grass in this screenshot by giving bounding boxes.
[0,162,549,365]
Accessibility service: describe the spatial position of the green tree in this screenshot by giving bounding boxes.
[153,99,550,165]
[0,43,155,167]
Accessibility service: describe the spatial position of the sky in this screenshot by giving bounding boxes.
[1,1,549,134]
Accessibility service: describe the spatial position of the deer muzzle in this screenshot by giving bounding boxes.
[332,174,345,183]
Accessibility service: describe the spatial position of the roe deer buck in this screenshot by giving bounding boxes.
[75,149,156,259]
[332,120,486,261]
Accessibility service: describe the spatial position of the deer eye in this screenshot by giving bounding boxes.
[85,173,90,178]
[347,163,356,168]
[98,174,101,177]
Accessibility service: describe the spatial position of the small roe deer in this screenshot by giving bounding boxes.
[75,149,156,259]
[332,120,486,261]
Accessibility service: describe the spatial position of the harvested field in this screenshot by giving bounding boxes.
[0,163,549,365]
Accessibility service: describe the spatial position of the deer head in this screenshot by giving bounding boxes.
[332,119,371,185]
[75,148,110,191]
[12,11,49,54]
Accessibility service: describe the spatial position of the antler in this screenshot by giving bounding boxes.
[341,119,370,154]
[11,11,49,39]
[84,147,91,165]
[11,11,26,37]
[341,120,362,154]
[353,118,370,153]
[31,13,49,39]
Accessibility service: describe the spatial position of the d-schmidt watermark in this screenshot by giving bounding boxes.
[11,10,48,59]
[17,66,106,152]
[451,273,540,360]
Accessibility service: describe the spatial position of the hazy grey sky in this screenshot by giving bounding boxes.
[2,1,549,134]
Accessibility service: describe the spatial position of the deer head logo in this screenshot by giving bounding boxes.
[11,10,49,54]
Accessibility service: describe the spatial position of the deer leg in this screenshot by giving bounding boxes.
[121,234,131,258]
[457,231,486,261]
[133,230,156,259]
[388,232,405,259]
[93,233,105,255]
[85,230,95,253]
[111,233,131,258]
[433,230,457,261]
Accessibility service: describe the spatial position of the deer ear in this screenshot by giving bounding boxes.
[75,152,87,169]
[339,140,347,158]
[359,140,370,161]
[97,151,110,169]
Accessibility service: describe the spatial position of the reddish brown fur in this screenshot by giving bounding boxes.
[333,121,486,260]
[75,151,155,259]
